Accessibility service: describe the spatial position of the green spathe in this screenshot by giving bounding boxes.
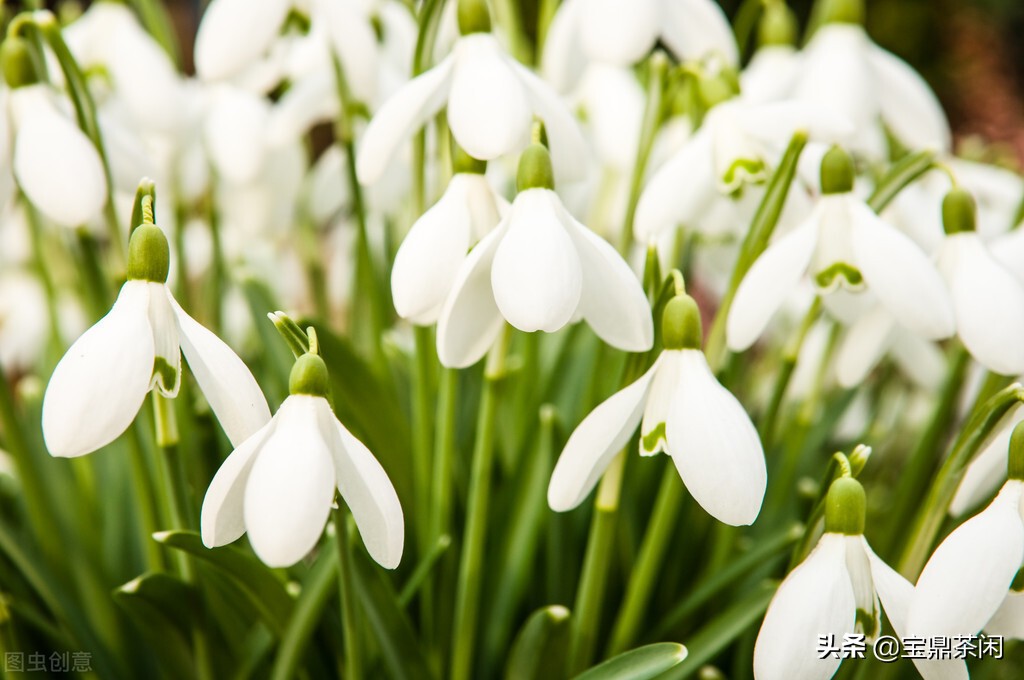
[1009,420,1024,481]
[517,143,555,192]
[289,353,329,397]
[457,0,491,35]
[662,295,702,351]
[0,36,36,89]
[824,476,866,535]
[942,188,977,235]
[126,225,170,283]
[820,146,854,195]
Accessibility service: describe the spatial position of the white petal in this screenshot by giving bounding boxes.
[640,351,684,456]
[864,539,971,680]
[950,407,1019,517]
[391,175,477,325]
[147,282,180,397]
[909,481,1024,637]
[849,200,954,340]
[867,45,951,153]
[844,536,879,637]
[560,205,653,352]
[201,416,277,547]
[310,0,380,103]
[13,87,107,228]
[316,399,404,569]
[666,350,766,525]
[634,129,715,243]
[889,330,946,390]
[580,0,659,65]
[661,0,739,65]
[741,46,801,105]
[267,70,339,147]
[985,591,1024,640]
[508,59,591,184]
[753,533,854,680]
[727,214,819,352]
[194,0,290,81]
[943,233,1024,375]
[356,54,455,185]
[491,190,582,333]
[540,0,586,92]
[436,219,508,368]
[448,35,531,161]
[548,358,660,511]
[835,305,896,388]
[244,396,337,567]
[204,87,270,185]
[42,281,153,458]
[170,293,271,446]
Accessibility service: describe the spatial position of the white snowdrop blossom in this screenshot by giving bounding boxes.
[435,144,652,368]
[727,147,953,352]
[542,0,737,92]
[754,476,962,680]
[41,223,270,458]
[392,167,506,325]
[909,431,1024,647]
[548,295,766,526]
[356,0,588,186]
[201,345,404,569]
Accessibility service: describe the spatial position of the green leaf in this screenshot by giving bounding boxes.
[573,642,687,680]
[154,530,294,635]
[113,573,197,680]
[505,605,572,680]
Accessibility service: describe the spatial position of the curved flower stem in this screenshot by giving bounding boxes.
[898,383,1024,578]
[334,508,362,680]
[865,149,939,214]
[450,326,511,680]
[619,52,669,256]
[411,0,447,215]
[760,296,822,449]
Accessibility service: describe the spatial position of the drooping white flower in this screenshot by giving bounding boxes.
[41,223,270,457]
[356,0,588,186]
[548,295,765,525]
[201,346,404,569]
[542,0,737,92]
[754,476,965,680]
[727,147,954,352]
[435,143,652,368]
[392,167,506,325]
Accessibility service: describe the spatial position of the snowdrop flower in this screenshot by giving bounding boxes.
[909,421,1024,646]
[548,294,765,525]
[793,0,949,158]
[739,2,801,106]
[950,404,1023,517]
[392,155,506,325]
[41,209,270,457]
[436,143,652,368]
[936,189,1024,375]
[542,0,737,92]
[754,474,959,680]
[727,146,954,352]
[357,0,588,186]
[201,335,404,569]
[2,37,107,227]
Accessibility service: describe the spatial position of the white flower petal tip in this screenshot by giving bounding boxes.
[194,0,291,81]
[42,282,154,458]
[666,351,766,526]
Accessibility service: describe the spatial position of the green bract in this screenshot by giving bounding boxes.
[819,0,864,26]
[1009,420,1024,481]
[941,187,977,235]
[516,143,555,192]
[0,36,37,88]
[662,295,703,351]
[820,146,854,195]
[126,224,170,283]
[824,476,866,535]
[289,353,330,397]
[759,2,798,47]
[457,0,491,35]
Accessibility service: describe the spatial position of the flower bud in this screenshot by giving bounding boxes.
[457,0,491,35]
[1,36,37,89]
[126,224,170,283]
[941,187,977,235]
[1009,420,1024,482]
[289,353,329,397]
[662,294,702,351]
[820,146,854,195]
[759,2,798,47]
[516,143,555,192]
[824,476,866,535]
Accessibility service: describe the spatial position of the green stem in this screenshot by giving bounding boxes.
[450,327,511,680]
[411,324,436,551]
[334,509,361,680]
[127,0,180,66]
[866,150,939,214]
[607,464,684,655]
[127,425,166,570]
[411,0,446,214]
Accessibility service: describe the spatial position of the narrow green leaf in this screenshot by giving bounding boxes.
[114,573,196,680]
[573,642,687,680]
[505,605,572,680]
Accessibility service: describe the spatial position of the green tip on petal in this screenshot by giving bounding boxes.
[662,295,703,351]
[818,0,864,26]
[289,353,329,397]
[516,143,555,192]
[1009,421,1024,481]
[759,2,798,47]
[457,0,491,35]
[452,143,486,175]
[0,36,37,88]
[942,187,977,235]
[820,146,854,194]
[126,224,170,283]
[824,476,866,535]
